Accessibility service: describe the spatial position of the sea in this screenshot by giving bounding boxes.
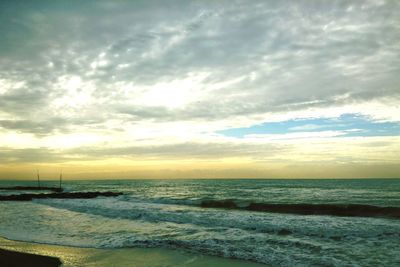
[0,179,399,266]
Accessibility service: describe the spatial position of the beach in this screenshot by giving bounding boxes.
[1,179,399,266]
[1,0,400,265]
[0,237,266,267]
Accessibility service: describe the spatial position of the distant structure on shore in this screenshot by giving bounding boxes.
[35,170,63,190]
[59,171,62,190]
[0,171,64,193]
[36,170,41,188]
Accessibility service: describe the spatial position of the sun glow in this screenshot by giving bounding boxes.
[125,73,209,108]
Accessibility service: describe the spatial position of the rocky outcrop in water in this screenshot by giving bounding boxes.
[200,200,400,219]
[0,191,123,201]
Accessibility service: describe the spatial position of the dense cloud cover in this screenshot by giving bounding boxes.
[0,0,399,178]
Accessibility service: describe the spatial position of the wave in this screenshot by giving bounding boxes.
[33,197,400,240]
[2,198,400,266]
[119,195,400,219]
[199,200,400,219]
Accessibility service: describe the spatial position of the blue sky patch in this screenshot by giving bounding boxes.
[219,114,400,138]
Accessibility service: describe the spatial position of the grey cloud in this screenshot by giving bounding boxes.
[69,141,292,161]
[0,116,105,135]
[0,119,66,134]
[0,0,400,135]
[0,85,49,117]
[0,142,291,163]
[0,147,65,163]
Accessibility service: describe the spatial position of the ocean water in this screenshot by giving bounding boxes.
[0,179,399,266]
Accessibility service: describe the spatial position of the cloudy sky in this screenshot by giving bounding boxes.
[1,0,399,179]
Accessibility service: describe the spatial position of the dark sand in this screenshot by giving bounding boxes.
[0,248,61,267]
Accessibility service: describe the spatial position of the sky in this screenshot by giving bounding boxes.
[0,0,399,179]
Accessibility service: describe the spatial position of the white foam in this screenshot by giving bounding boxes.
[1,198,399,266]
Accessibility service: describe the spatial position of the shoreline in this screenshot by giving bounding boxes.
[0,237,267,267]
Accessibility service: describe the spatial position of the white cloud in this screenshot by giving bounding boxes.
[0,0,399,170]
[289,124,325,131]
[245,131,347,141]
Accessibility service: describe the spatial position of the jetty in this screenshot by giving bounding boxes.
[0,171,63,193]
[0,191,123,201]
[0,171,123,201]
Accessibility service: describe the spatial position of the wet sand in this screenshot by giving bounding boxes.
[0,237,267,267]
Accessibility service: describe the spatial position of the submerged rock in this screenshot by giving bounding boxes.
[277,229,293,236]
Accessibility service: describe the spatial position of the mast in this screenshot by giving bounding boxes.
[59,171,62,189]
[36,169,41,188]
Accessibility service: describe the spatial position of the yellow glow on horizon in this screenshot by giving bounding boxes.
[1,139,399,180]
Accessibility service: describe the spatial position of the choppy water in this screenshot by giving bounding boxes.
[0,179,399,266]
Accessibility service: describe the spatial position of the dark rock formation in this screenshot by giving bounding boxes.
[0,191,123,201]
[0,248,62,267]
[200,200,400,219]
[200,199,237,209]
